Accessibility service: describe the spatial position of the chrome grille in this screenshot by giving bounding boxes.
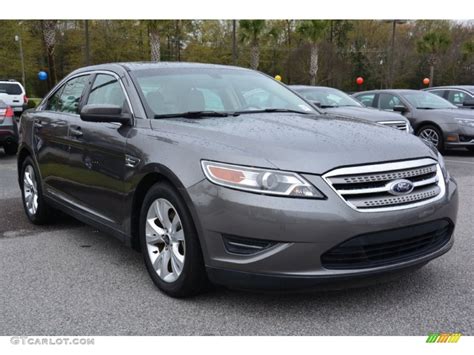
[323,158,445,212]
[377,120,408,132]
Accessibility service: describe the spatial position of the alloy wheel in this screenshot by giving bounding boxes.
[419,128,440,147]
[23,165,38,216]
[145,198,185,283]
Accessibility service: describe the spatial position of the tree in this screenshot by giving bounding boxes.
[40,20,58,88]
[239,20,266,69]
[297,20,329,85]
[417,31,451,86]
[148,20,162,61]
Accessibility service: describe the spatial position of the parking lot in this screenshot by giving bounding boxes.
[0,148,472,336]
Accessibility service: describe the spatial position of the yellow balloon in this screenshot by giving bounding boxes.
[274,75,282,82]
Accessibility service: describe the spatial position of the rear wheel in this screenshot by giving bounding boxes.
[20,156,53,224]
[417,125,444,152]
[3,143,18,156]
[139,182,207,297]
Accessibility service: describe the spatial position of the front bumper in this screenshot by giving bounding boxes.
[187,174,458,289]
[442,123,474,148]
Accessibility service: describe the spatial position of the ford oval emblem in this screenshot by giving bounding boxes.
[387,179,415,196]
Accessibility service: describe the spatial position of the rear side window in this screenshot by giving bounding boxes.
[429,90,445,98]
[0,83,22,95]
[45,75,90,113]
[87,74,127,107]
[355,93,376,107]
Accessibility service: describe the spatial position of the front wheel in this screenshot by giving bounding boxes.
[139,182,207,298]
[417,125,444,152]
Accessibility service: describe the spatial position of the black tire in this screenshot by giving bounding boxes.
[3,143,18,156]
[20,156,53,225]
[417,125,444,152]
[139,182,208,298]
[467,147,474,153]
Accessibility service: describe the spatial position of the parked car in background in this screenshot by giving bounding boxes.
[353,89,474,152]
[0,99,18,155]
[0,80,28,115]
[18,63,458,297]
[291,85,412,133]
[423,86,474,109]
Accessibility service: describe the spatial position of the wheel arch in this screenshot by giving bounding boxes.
[129,164,205,254]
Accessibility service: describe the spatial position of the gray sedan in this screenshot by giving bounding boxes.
[353,89,474,152]
[291,85,412,133]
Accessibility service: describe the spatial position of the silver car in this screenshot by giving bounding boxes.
[18,63,458,297]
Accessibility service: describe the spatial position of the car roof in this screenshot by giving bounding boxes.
[71,61,253,75]
[424,85,474,93]
[354,89,421,95]
[290,85,338,90]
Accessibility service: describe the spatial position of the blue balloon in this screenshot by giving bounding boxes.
[38,71,48,81]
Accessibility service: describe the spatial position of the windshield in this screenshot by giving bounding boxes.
[131,67,317,117]
[295,87,362,108]
[401,91,457,109]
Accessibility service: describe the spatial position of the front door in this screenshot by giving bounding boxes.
[66,73,131,226]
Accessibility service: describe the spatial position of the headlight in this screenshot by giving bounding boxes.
[437,152,450,183]
[454,118,474,127]
[201,161,325,199]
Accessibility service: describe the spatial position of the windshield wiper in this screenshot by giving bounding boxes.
[320,104,338,108]
[235,108,312,115]
[416,107,436,110]
[154,111,238,119]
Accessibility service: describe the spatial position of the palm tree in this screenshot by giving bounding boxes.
[417,31,451,87]
[297,20,329,85]
[148,20,162,61]
[239,20,266,70]
[40,20,58,88]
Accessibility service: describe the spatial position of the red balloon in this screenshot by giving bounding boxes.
[356,77,364,85]
[423,78,430,85]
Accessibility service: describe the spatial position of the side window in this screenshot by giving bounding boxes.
[447,90,466,105]
[45,87,64,112]
[429,90,445,98]
[356,93,375,107]
[379,93,403,111]
[58,75,90,114]
[86,74,126,108]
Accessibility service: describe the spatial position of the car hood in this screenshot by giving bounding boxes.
[323,106,408,123]
[150,113,436,175]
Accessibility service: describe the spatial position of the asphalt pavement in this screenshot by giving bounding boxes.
[0,148,472,336]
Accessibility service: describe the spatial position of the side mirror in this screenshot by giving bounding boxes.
[312,101,321,108]
[462,98,474,107]
[393,105,408,113]
[80,104,132,125]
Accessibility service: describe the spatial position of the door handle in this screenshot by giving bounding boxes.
[70,127,83,138]
[34,119,43,129]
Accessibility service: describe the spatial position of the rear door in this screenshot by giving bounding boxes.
[33,74,90,195]
[64,72,131,225]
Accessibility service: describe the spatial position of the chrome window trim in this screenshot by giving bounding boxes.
[323,158,446,213]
